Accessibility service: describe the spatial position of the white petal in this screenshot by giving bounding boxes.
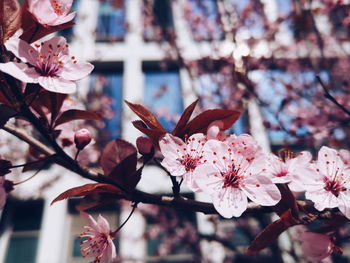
[212,188,248,218]
[38,76,76,94]
[0,62,39,83]
[194,164,223,195]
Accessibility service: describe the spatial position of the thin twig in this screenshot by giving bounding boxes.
[316,75,350,117]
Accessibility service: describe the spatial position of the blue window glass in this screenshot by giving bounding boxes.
[58,0,80,42]
[248,70,329,145]
[89,72,123,139]
[96,0,126,42]
[195,73,247,135]
[144,71,183,131]
[187,0,223,41]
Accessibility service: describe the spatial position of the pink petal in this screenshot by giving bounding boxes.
[299,232,333,261]
[212,188,248,218]
[186,133,206,152]
[203,140,230,172]
[242,175,281,206]
[0,62,39,83]
[50,11,76,26]
[317,146,344,178]
[305,188,339,210]
[5,37,39,65]
[161,158,186,176]
[28,0,59,26]
[60,60,94,81]
[97,214,111,234]
[39,36,67,55]
[193,164,223,195]
[183,172,201,192]
[80,211,98,229]
[100,240,116,263]
[38,76,76,94]
[337,192,350,219]
[159,134,186,160]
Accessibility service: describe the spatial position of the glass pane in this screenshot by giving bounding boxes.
[12,200,44,231]
[5,236,38,263]
[96,0,126,42]
[89,72,123,140]
[144,71,183,131]
[186,0,223,41]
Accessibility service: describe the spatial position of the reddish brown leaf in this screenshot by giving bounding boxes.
[125,100,165,131]
[178,109,241,138]
[54,109,102,127]
[100,139,140,191]
[51,183,121,205]
[273,184,299,219]
[100,139,137,176]
[132,120,166,148]
[0,104,17,127]
[247,210,299,254]
[75,193,120,211]
[22,155,56,172]
[172,100,198,136]
[1,0,21,43]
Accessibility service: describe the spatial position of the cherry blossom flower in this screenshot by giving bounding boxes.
[265,151,315,191]
[159,133,206,192]
[299,231,334,262]
[28,0,76,27]
[0,36,93,94]
[304,146,350,219]
[79,212,117,263]
[193,139,281,218]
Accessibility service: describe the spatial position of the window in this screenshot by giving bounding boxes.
[58,0,80,42]
[143,65,183,131]
[87,63,123,143]
[142,0,174,41]
[330,4,350,40]
[185,0,223,41]
[248,69,329,147]
[96,0,126,42]
[66,200,119,263]
[1,199,44,263]
[143,195,198,263]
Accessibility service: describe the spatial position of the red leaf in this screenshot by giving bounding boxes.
[1,0,21,43]
[54,109,102,127]
[125,100,165,131]
[75,193,119,211]
[247,210,299,254]
[51,183,121,205]
[178,109,241,138]
[100,139,139,191]
[100,139,137,176]
[172,100,198,136]
[132,120,166,148]
[0,104,17,127]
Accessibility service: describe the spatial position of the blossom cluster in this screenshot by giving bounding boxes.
[160,122,350,220]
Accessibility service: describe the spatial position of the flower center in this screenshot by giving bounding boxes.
[51,0,65,15]
[29,42,76,77]
[223,167,242,188]
[276,170,288,177]
[181,155,200,172]
[324,177,345,197]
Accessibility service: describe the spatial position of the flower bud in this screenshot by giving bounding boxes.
[136,137,154,155]
[74,129,92,150]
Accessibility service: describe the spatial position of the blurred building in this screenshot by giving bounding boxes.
[0,0,344,262]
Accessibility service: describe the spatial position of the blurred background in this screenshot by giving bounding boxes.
[1,0,350,262]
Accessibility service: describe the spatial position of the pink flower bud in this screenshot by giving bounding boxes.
[74,129,92,150]
[136,137,154,155]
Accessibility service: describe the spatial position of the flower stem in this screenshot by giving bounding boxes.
[14,168,42,185]
[111,202,137,238]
